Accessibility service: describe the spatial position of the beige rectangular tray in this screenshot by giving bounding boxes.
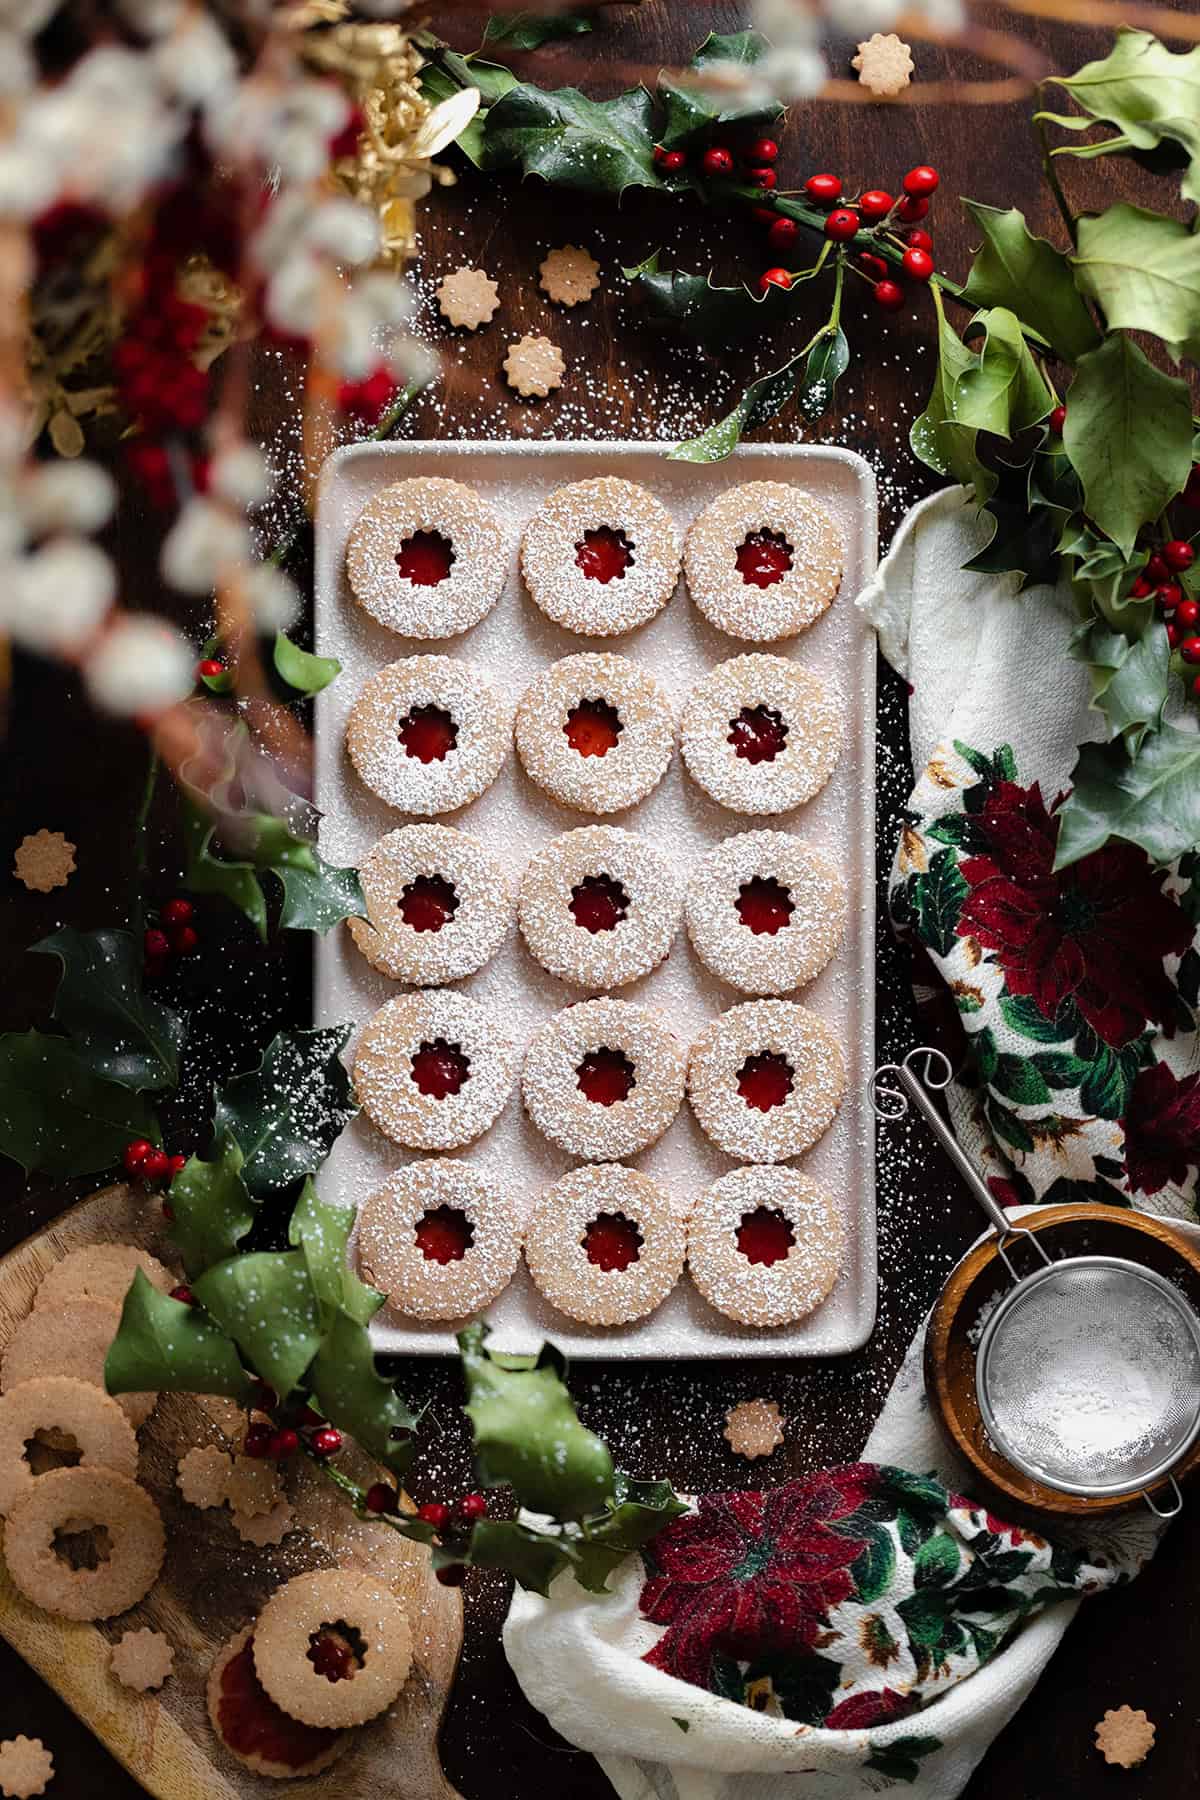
[314,440,877,1358]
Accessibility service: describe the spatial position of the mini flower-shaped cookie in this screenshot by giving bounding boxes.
[14,829,75,892]
[177,1444,233,1509]
[1095,1706,1155,1768]
[852,33,914,97]
[111,1627,175,1691]
[0,1737,54,1800]
[436,266,500,330]
[723,1397,785,1459]
[504,333,565,397]
[539,245,600,306]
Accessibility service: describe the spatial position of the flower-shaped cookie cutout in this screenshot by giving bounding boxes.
[539,245,600,306]
[225,1454,283,1520]
[1095,1706,1155,1768]
[723,1398,785,1460]
[436,266,500,330]
[111,1627,175,1692]
[504,333,565,397]
[0,1737,54,1800]
[177,1444,233,1509]
[852,33,913,97]
[14,829,75,892]
[234,1499,294,1546]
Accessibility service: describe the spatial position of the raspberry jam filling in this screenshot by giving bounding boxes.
[398,704,457,764]
[399,873,459,933]
[217,1635,341,1769]
[569,873,629,934]
[306,1625,362,1683]
[415,1205,474,1264]
[583,1212,643,1271]
[736,530,793,588]
[576,1046,636,1106]
[564,697,623,758]
[727,706,788,765]
[736,1205,795,1266]
[575,526,634,584]
[410,1037,470,1099]
[736,877,794,936]
[736,1051,794,1112]
[395,529,454,586]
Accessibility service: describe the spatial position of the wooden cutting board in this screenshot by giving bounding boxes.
[0,1183,464,1799]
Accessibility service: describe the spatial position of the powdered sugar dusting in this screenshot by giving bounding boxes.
[684,482,843,641]
[345,654,510,814]
[521,477,680,635]
[357,1159,521,1321]
[681,654,843,815]
[349,824,511,986]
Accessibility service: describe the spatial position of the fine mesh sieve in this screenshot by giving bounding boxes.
[871,1047,1200,1514]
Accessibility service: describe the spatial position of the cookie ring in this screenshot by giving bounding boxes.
[4,1465,165,1620]
[2,1297,157,1430]
[208,1625,349,1779]
[521,478,681,637]
[347,824,511,985]
[514,653,675,815]
[346,478,505,641]
[688,1165,843,1327]
[357,1160,522,1321]
[687,999,846,1161]
[680,654,842,815]
[34,1243,174,1314]
[353,989,517,1150]
[346,656,510,815]
[524,1164,687,1326]
[522,1000,685,1160]
[685,832,847,994]
[684,481,843,641]
[0,1377,138,1516]
[518,825,682,990]
[253,1570,413,1729]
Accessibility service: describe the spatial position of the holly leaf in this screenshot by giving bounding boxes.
[182,799,268,941]
[1071,203,1200,364]
[910,295,995,504]
[212,1026,358,1196]
[480,80,662,198]
[1043,29,1200,205]
[308,1307,419,1476]
[273,630,340,696]
[272,858,365,935]
[631,265,813,349]
[657,31,783,151]
[31,927,184,1092]
[669,342,812,464]
[572,1475,688,1593]
[459,1323,614,1519]
[1062,334,1193,556]
[289,1177,381,1328]
[482,10,594,47]
[168,1133,256,1279]
[0,1031,159,1178]
[105,1269,252,1403]
[954,307,1054,440]
[1069,616,1170,751]
[960,201,1100,363]
[418,52,518,167]
[797,326,849,424]
[194,1250,324,1399]
[466,1518,577,1595]
[1055,725,1200,868]
[966,488,1060,589]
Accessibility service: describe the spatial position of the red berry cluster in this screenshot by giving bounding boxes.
[122,1138,188,1187]
[116,251,213,487]
[754,165,940,310]
[337,367,400,427]
[415,1490,489,1585]
[654,133,779,185]
[144,897,199,979]
[243,1389,344,1463]
[1131,533,1200,686]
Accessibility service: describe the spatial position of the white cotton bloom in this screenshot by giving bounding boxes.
[356,269,415,330]
[160,495,252,594]
[0,32,34,96]
[759,44,828,100]
[304,197,380,268]
[0,140,59,218]
[1,0,58,35]
[239,562,299,630]
[210,444,274,510]
[23,460,116,536]
[85,615,194,716]
[4,539,116,653]
[152,12,236,106]
[264,251,322,339]
[117,0,184,35]
[822,0,903,32]
[755,0,820,49]
[386,334,436,389]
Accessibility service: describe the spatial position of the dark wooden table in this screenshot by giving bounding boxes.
[3,3,1198,1793]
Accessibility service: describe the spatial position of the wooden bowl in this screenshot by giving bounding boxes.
[925,1204,1200,1519]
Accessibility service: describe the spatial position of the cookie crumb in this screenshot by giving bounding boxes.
[504,333,565,398]
[0,1737,54,1799]
[177,1444,233,1510]
[14,830,75,893]
[234,1499,294,1546]
[1095,1706,1155,1768]
[724,1398,786,1459]
[852,33,914,97]
[110,1627,174,1692]
[436,266,500,331]
[539,245,600,307]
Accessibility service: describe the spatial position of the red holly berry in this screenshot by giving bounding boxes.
[824,208,859,241]
[897,194,929,223]
[1157,583,1182,613]
[161,897,193,926]
[1164,539,1195,572]
[297,1404,325,1428]
[171,924,199,955]
[1129,574,1152,599]
[903,165,939,196]
[1177,598,1200,629]
[748,167,777,190]
[250,1381,277,1413]
[901,246,934,282]
[660,150,686,173]
[365,1482,399,1515]
[161,1201,174,1221]
[858,189,893,219]
[268,1427,300,1460]
[168,1152,187,1177]
[1181,636,1200,664]
[652,144,669,165]
[144,927,170,959]
[436,1564,466,1587]
[243,1423,273,1458]
[766,216,799,254]
[1048,404,1067,435]
[701,146,734,177]
[170,1284,196,1305]
[457,1492,488,1523]
[749,204,777,223]
[747,137,778,163]
[123,1139,152,1175]
[804,172,841,204]
[873,280,905,312]
[141,1148,170,1184]
[310,1427,343,1458]
[197,658,223,679]
[1193,675,1200,699]
[1167,622,1181,648]
[417,1501,450,1530]
[758,267,792,293]
[337,367,397,425]
[859,252,889,280]
[1146,552,1170,584]
[905,227,934,252]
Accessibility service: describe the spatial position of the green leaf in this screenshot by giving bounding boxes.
[909,848,969,958]
[999,995,1077,1041]
[465,1518,576,1595]
[991,1053,1051,1106]
[865,1735,943,1783]
[910,294,996,504]
[182,799,268,941]
[657,31,783,151]
[194,1250,324,1399]
[953,307,1053,440]
[1071,204,1200,363]
[0,1031,159,1178]
[273,630,340,696]
[913,1531,960,1589]
[960,201,1100,362]
[632,265,814,350]
[168,1133,256,1279]
[1055,725,1200,868]
[986,1096,1035,1154]
[572,1475,688,1592]
[1062,334,1193,556]
[213,1026,358,1196]
[273,858,365,935]
[105,1269,252,1403]
[32,927,184,1092]
[849,1519,896,1604]
[480,80,662,198]
[1044,28,1200,205]
[797,326,849,424]
[669,341,812,464]
[418,52,518,167]
[289,1177,381,1328]
[459,1323,614,1519]
[1069,617,1170,751]
[965,490,1060,590]
[483,10,594,47]
[308,1307,418,1476]
[1032,1051,1092,1089]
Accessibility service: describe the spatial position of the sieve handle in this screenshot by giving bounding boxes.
[1142,1477,1183,1521]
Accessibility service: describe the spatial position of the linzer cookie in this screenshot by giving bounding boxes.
[345,478,505,640]
[514,652,675,814]
[522,999,685,1160]
[684,482,843,641]
[518,825,682,989]
[347,824,511,985]
[34,1242,174,1313]
[3,1465,165,1620]
[2,1296,157,1429]
[685,831,846,994]
[688,1165,843,1326]
[524,1163,686,1326]
[0,1377,138,1515]
[521,478,680,636]
[252,1569,413,1728]
[687,999,846,1161]
[680,654,842,815]
[346,655,510,815]
[357,1160,521,1320]
[353,988,517,1149]
[207,1624,350,1779]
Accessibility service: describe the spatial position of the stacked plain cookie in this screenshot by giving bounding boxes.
[343,474,850,1332]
